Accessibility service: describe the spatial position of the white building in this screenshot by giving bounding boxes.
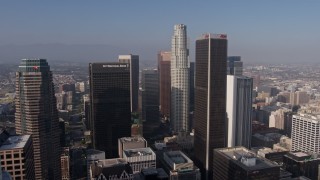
[123,147,156,173]
[269,108,291,129]
[292,114,320,153]
[118,137,147,158]
[171,24,190,132]
[226,75,253,148]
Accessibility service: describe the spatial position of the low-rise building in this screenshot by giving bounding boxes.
[160,151,200,180]
[123,147,156,173]
[0,131,34,180]
[89,158,134,180]
[257,147,288,164]
[87,149,105,179]
[138,167,169,180]
[283,151,320,180]
[213,146,280,180]
[118,137,147,158]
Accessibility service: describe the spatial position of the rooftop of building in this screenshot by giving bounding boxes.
[95,158,128,168]
[216,147,279,171]
[119,136,146,143]
[291,152,309,157]
[258,147,288,154]
[293,113,320,121]
[285,151,320,162]
[258,147,275,154]
[91,158,133,179]
[86,149,105,156]
[197,33,227,40]
[140,167,169,178]
[123,147,155,158]
[0,135,30,150]
[163,151,192,164]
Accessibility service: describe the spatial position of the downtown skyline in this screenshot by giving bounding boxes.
[0,1,320,64]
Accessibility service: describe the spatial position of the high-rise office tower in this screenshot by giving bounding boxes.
[119,55,139,112]
[226,75,253,148]
[171,24,190,133]
[158,51,171,118]
[194,34,227,180]
[292,114,320,153]
[227,56,243,76]
[141,69,159,122]
[89,62,131,158]
[15,59,61,179]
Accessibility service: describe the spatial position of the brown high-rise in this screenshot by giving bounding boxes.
[15,59,61,179]
[158,51,171,118]
[194,34,227,180]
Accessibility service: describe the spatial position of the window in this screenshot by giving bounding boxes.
[14,154,20,158]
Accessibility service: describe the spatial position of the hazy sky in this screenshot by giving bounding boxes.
[0,0,319,64]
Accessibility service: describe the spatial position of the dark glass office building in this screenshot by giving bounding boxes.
[15,59,61,179]
[213,147,280,180]
[89,63,131,158]
[141,69,159,122]
[194,34,227,180]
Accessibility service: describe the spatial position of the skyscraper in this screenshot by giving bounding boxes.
[141,69,159,122]
[15,59,61,179]
[227,56,243,76]
[119,55,139,112]
[194,34,227,179]
[171,24,190,133]
[89,62,131,158]
[226,75,253,148]
[158,51,171,118]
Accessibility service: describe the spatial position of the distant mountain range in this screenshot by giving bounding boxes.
[0,43,161,67]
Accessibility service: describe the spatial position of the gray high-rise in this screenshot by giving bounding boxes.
[171,24,190,133]
[15,59,61,179]
[226,75,253,148]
